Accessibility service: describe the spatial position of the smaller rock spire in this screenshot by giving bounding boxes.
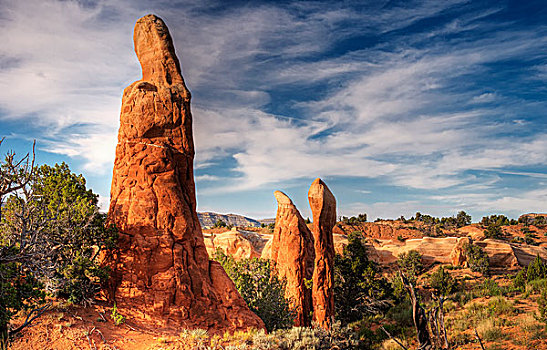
[308,178,336,329]
[271,190,315,327]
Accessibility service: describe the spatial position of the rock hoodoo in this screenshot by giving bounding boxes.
[308,178,337,329]
[270,191,315,327]
[106,14,263,331]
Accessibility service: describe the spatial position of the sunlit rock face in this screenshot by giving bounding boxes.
[270,191,315,327]
[106,14,264,331]
[308,178,336,330]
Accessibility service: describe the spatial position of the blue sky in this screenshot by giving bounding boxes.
[0,0,545,221]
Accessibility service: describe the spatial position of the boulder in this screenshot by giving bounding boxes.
[106,14,263,331]
[308,178,336,329]
[270,191,315,327]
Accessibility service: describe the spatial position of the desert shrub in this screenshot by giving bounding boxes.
[527,255,547,281]
[1,162,118,304]
[0,261,44,345]
[110,303,125,326]
[252,322,364,350]
[397,250,424,283]
[213,219,227,228]
[513,269,527,291]
[481,215,511,227]
[476,319,504,342]
[213,249,294,332]
[536,284,547,327]
[524,230,538,245]
[526,278,547,294]
[463,242,489,275]
[334,232,392,324]
[477,279,504,297]
[484,224,502,238]
[514,255,547,291]
[516,314,545,346]
[429,266,458,296]
[487,296,514,316]
[340,213,367,225]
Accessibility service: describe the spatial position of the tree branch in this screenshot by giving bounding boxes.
[9,303,51,336]
[380,326,409,350]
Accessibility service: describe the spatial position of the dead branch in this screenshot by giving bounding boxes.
[380,326,409,350]
[474,328,486,350]
[437,296,449,349]
[9,303,51,336]
[400,272,433,350]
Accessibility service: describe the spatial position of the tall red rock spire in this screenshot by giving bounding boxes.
[308,178,336,329]
[270,191,315,326]
[106,14,263,331]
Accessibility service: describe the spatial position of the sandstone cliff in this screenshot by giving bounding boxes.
[106,14,263,331]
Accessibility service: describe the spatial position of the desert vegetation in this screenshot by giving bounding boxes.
[2,140,547,349]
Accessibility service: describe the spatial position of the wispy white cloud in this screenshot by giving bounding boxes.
[0,0,545,218]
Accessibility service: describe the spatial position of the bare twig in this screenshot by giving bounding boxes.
[474,328,486,350]
[380,326,409,350]
[9,303,51,336]
[86,332,96,350]
[94,329,106,344]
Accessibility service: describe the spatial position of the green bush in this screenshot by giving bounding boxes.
[397,250,424,283]
[477,279,503,297]
[213,249,294,332]
[463,242,489,275]
[526,279,547,295]
[429,266,458,296]
[514,255,547,291]
[0,261,44,344]
[527,255,547,282]
[34,163,118,303]
[334,232,392,324]
[110,303,125,326]
[252,322,364,350]
[484,224,502,238]
[487,296,514,316]
[537,287,547,326]
[481,215,511,227]
[340,213,367,225]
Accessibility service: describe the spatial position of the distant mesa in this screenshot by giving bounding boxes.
[105,14,263,331]
[198,212,261,228]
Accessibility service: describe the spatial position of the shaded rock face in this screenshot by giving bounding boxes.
[107,14,263,331]
[270,191,315,327]
[308,178,336,329]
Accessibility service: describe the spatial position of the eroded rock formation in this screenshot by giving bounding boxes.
[308,178,336,329]
[106,14,263,331]
[450,237,472,267]
[270,191,315,327]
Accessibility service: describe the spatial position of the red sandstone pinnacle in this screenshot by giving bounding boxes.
[270,191,315,327]
[106,14,263,331]
[308,178,336,329]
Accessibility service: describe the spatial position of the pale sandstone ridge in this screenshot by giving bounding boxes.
[106,14,263,331]
[270,191,315,327]
[308,178,336,329]
[204,227,269,260]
